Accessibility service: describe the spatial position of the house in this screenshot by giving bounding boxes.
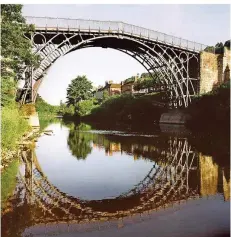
[94,81,121,100]
[104,81,121,96]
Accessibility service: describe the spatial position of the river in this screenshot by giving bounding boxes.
[1,119,230,237]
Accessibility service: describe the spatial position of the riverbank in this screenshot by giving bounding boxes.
[186,80,230,130]
[82,93,167,125]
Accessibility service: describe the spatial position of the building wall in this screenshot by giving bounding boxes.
[200,47,230,94]
[121,82,134,94]
[108,87,121,96]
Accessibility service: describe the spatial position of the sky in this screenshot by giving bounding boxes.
[22,4,230,105]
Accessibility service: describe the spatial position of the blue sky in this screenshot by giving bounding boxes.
[22,4,230,105]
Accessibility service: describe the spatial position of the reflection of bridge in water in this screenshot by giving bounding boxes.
[2,134,229,237]
[20,137,199,225]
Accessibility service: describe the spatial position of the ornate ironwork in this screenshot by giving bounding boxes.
[19,16,207,107]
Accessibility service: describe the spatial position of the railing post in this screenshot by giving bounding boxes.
[45,17,47,31]
[56,17,58,31]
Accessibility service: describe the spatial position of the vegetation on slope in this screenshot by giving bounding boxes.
[84,93,167,125]
[1,4,37,152]
[35,95,60,117]
[187,80,230,129]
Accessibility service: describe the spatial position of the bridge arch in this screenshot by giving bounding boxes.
[19,17,205,107]
[19,136,198,225]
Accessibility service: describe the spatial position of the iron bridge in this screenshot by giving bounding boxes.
[19,16,208,107]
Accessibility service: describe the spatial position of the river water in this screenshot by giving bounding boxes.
[1,119,230,237]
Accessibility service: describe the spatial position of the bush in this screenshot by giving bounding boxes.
[188,81,230,129]
[35,95,59,116]
[2,106,30,151]
[85,93,166,124]
[77,99,98,116]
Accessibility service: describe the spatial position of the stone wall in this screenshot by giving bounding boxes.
[199,47,230,94]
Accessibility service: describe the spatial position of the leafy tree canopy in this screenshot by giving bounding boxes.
[133,72,162,91]
[1,4,39,75]
[1,4,39,106]
[35,94,60,115]
[66,75,93,106]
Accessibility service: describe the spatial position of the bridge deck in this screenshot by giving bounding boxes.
[25,16,207,53]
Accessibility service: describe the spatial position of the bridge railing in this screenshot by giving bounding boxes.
[25,16,208,52]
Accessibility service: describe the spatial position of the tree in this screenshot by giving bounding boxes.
[35,94,60,115]
[77,99,97,116]
[224,40,230,48]
[1,4,39,106]
[102,90,109,101]
[67,124,93,159]
[66,76,93,108]
[133,72,162,92]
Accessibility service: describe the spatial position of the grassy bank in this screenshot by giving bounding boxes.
[83,93,167,125]
[1,159,19,210]
[2,106,30,151]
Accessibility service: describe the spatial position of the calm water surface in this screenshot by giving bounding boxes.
[2,120,230,237]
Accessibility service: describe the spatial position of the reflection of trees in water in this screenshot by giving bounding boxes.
[66,122,187,163]
[67,130,93,160]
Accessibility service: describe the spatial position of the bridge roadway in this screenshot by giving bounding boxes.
[19,16,208,107]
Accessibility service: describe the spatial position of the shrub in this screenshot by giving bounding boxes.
[77,99,98,116]
[2,106,30,151]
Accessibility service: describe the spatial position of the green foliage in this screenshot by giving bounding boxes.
[2,106,30,151]
[102,90,110,102]
[188,81,230,128]
[1,159,19,210]
[39,117,60,131]
[67,124,93,159]
[66,75,93,107]
[35,95,60,116]
[224,40,230,48]
[1,76,17,107]
[204,40,230,54]
[1,5,39,73]
[77,99,98,116]
[133,72,162,91]
[204,46,215,53]
[1,4,40,108]
[61,104,75,116]
[87,93,166,124]
[124,76,136,84]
